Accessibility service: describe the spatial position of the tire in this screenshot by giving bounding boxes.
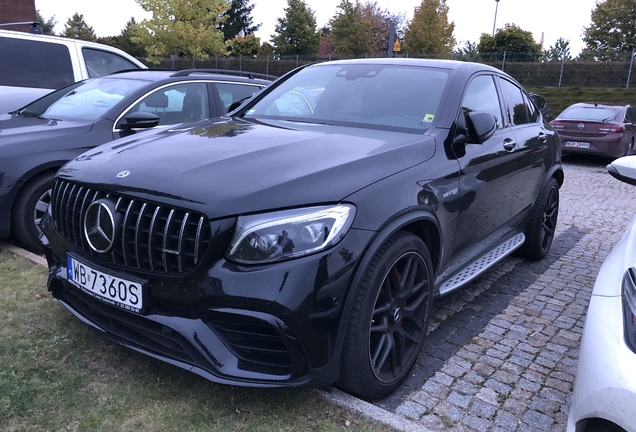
[519,177,559,260]
[339,231,434,399]
[626,137,635,156]
[11,172,55,252]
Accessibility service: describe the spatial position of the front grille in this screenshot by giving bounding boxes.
[52,179,212,275]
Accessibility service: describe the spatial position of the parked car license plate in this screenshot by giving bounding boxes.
[564,141,591,149]
[67,255,144,313]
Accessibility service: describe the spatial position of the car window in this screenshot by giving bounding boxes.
[244,64,449,133]
[123,82,210,127]
[460,75,503,129]
[83,48,141,78]
[625,107,636,123]
[216,83,264,114]
[499,78,531,126]
[40,77,148,121]
[0,37,74,89]
[559,107,619,121]
[523,92,539,123]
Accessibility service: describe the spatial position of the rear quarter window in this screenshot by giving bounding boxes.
[0,37,74,89]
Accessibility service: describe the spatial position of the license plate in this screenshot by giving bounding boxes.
[67,255,144,313]
[563,141,590,149]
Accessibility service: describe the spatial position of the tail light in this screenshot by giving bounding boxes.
[598,125,624,133]
[549,120,564,130]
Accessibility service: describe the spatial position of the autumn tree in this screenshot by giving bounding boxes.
[270,0,321,56]
[477,24,542,62]
[403,0,455,57]
[543,37,571,62]
[583,0,636,60]
[97,18,147,58]
[219,0,261,40]
[362,2,405,55]
[35,9,57,35]
[61,13,97,42]
[453,41,479,61]
[132,0,229,63]
[227,34,261,55]
[329,0,373,55]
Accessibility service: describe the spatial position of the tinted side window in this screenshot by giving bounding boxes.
[499,78,530,126]
[122,82,210,127]
[626,107,636,123]
[216,83,264,114]
[523,92,539,123]
[83,48,140,78]
[461,75,503,129]
[0,37,74,89]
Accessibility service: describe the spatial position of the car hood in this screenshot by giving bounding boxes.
[0,113,93,153]
[58,119,436,219]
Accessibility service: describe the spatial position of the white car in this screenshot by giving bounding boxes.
[568,156,636,432]
[0,29,146,113]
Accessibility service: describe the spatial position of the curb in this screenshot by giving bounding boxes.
[319,388,431,432]
[0,241,47,267]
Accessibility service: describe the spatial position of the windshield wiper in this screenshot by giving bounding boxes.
[284,119,333,126]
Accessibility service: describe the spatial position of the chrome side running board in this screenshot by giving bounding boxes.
[438,233,525,296]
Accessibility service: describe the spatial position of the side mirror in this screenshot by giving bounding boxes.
[119,112,161,130]
[454,111,497,145]
[607,156,636,186]
[227,96,252,114]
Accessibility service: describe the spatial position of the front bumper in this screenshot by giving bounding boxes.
[42,211,374,389]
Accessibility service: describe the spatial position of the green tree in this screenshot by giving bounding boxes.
[477,23,542,62]
[227,34,261,55]
[219,0,261,40]
[583,0,636,60]
[35,9,57,35]
[453,40,479,61]
[259,41,274,56]
[132,0,229,64]
[403,0,455,57]
[362,2,405,55]
[329,0,373,55]
[97,18,147,58]
[61,13,97,42]
[270,0,320,56]
[543,37,571,62]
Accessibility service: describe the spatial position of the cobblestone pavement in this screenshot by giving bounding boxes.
[327,155,636,431]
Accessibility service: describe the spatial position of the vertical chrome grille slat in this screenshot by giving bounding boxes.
[194,216,204,265]
[121,200,135,267]
[177,213,189,274]
[162,209,175,273]
[51,179,210,275]
[135,203,147,270]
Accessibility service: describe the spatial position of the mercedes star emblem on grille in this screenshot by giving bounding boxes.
[84,200,117,253]
[116,170,131,179]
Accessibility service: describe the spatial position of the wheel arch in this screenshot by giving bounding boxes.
[333,210,442,368]
[8,164,63,223]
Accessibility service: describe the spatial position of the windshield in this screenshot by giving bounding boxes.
[19,77,149,121]
[243,64,449,133]
[559,107,619,122]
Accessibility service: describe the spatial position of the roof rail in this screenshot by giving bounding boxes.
[170,69,278,81]
[0,21,43,34]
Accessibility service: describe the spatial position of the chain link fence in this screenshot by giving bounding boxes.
[144,50,636,89]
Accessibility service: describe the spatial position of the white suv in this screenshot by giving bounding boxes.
[0,30,147,113]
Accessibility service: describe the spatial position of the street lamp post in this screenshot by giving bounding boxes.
[492,0,500,36]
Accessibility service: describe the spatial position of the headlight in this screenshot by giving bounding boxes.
[622,268,636,353]
[227,204,356,264]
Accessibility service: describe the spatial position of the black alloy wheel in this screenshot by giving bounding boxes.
[520,177,559,260]
[11,172,55,252]
[340,231,434,399]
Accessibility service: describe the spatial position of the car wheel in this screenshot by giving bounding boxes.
[627,137,635,156]
[520,177,559,260]
[339,231,434,399]
[11,172,55,252]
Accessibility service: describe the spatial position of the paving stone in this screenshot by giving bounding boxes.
[447,391,472,409]
[470,399,498,419]
[484,378,512,396]
[394,401,427,420]
[522,410,555,429]
[495,410,520,430]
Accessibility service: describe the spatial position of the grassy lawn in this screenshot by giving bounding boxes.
[526,86,636,119]
[0,248,395,432]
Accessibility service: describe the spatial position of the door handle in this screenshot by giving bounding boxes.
[503,138,516,151]
[538,132,547,142]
